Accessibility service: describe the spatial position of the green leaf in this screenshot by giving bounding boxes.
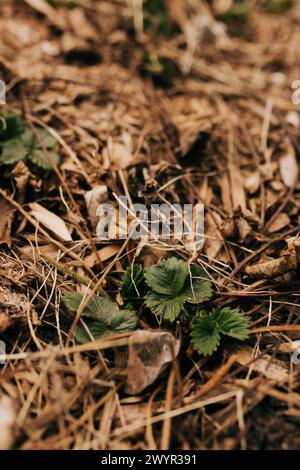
[62,292,86,311]
[191,307,250,356]
[22,128,60,170]
[25,127,59,169]
[35,128,57,148]
[0,114,25,143]
[74,309,138,344]
[0,114,61,170]
[145,290,186,322]
[74,319,106,343]
[121,264,145,308]
[0,140,27,164]
[211,307,250,340]
[63,292,138,344]
[144,258,213,322]
[63,292,119,322]
[109,309,139,333]
[21,128,36,149]
[28,149,60,169]
[20,127,56,151]
[184,265,213,304]
[191,316,221,356]
[144,257,188,296]
[84,296,120,322]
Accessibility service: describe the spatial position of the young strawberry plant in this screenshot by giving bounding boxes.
[144,257,212,322]
[0,113,60,170]
[63,257,250,355]
[191,307,250,356]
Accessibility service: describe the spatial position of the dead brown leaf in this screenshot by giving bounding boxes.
[29,202,72,242]
[279,141,298,189]
[245,233,300,278]
[126,330,180,395]
[84,185,108,228]
[235,346,289,384]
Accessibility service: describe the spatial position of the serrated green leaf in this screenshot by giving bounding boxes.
[144,257,188,295]
[0,114,25,143]
[0,140,27,164]
[21,128,36,149]
[184,265,213,304]
[145,290,186,322]
[28,149,60,169]
[0,114,61,170]
[63,292,86,311]
[144,258,213,322]
[191,307,250,356]
[74,318,106,343]
[191,316,221,356]
[63,292,119,321]
[20,127,56,151]
[211,307,250,340]
[63,292,138,344]
[35,128,57,148]
[74,309,138,344]
[109,309,139,332]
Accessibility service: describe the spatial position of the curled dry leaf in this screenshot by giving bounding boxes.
[0,285,39,333]
[0,396,17,450]
[103,139,133,170]
[83,245,119,269]
[84,185,108,228]
[245,233,300,278]
[235,346,289,384]
[244,172,260,194]
[286,110,299,128]
[126,330,180,395]
[18,243,59,261]
[279,142,298,189]
[29,202,72,242]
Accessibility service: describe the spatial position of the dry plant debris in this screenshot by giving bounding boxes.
[126,329,180,395]
[0,0,299,450]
